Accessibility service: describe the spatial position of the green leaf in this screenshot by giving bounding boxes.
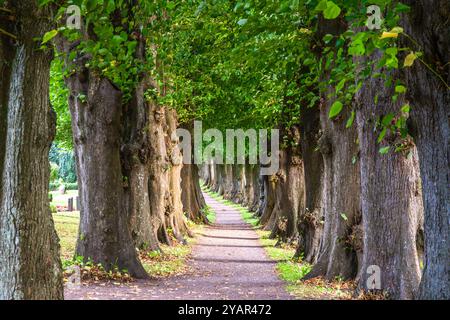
[323,34,334,43]
[323,1,341,19]
[379,146,390,154]
[329,101,343,119]
[401,104,411,113]
[377,127,387,143]
[346,111,355,128]
[315,0,328,11]
[395,85,407,94]
[336,79,346,92]
[381,113,394,126]
[340,213,348,221]
[42,29,58,44]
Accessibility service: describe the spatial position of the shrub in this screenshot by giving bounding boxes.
[65,183,78,191]
[49,182,60,191]
[50,204,57,213]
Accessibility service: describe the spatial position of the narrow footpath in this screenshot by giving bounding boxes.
[65,192,292,300]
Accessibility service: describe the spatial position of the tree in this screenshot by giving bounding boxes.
[0,0,63,299]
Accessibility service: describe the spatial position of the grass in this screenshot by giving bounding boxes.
[202,186,355,300]
[53,212,79,260]
[50,190,79,210]
[53,195,206,280]
[140,242,193,278]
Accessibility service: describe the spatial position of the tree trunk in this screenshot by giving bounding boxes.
[355,68,422,299]
[305,103,361,281]
[243,164,255,208]
[249,166,261,212]
[223,164,234,199]
[180,122,207,223]
[296,107,324,264]
[148,103,172,245]
[259,173,277,227]
[0,1,63,299]
[268,129,305,243]
[121,42,160,251]
[401,0,450,300]
[181,163,208,223]
[65,67,147,277]
[165,108,192,243]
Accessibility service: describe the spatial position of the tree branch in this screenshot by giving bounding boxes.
[0,27,16,40]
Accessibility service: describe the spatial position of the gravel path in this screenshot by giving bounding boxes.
[65,192,292,300]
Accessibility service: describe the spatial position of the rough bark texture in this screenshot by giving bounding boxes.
[121,40,159,250]
[181,163,207,223]
[296,107,324,264]
[305,100,361,281]
[355,66,422,299]
[58,26,148,277]
[180,123,207,223]
[147,103,172,245]
[165,108,192,243]
[267,127,305,242]
[0,1,63,299]
[402,0,450,300]
[65,69,147,278]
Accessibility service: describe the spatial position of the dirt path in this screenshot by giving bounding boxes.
[65,192,292,300]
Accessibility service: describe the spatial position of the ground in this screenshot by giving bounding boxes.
[57,189,353,300]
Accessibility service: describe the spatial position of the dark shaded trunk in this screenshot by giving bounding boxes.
[296,107,324,264]
[214,164,225,195]
[249,166,261,212]
[230,164,245,203]
[0,1,63,299]
[181,163,207,223]
[401,0,450,300]
[242,164,255,209]
[223,164,234,199]
[305,103,361,281]
[355,65,422,299]
[268,128,305,243]
[259,173,277,227]
[180,122,207,223]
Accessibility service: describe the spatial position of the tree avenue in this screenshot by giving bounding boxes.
[0,0,448,300]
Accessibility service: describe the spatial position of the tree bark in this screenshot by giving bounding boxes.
[121,44,160,250]
[180,122,207,223]
[296,107,324,264]
[0,0,63,299]
[268,128,305,243]
[401,0,450,300]
[64,63,147,277]
[165,108,192,243]
[181,163,208,223]
[305,102,361,281]
[355,68,422,299]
